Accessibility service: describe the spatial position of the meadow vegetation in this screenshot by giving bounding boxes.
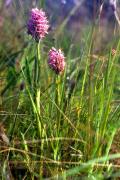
[0,1,120,179]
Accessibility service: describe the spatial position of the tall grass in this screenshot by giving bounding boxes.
[0,1,120,179]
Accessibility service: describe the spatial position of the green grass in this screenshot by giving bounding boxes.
[0,1,120,179]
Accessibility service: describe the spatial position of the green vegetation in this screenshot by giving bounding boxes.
[0,1,120,179]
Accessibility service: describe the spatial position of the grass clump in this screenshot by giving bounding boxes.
[0,1,120,179]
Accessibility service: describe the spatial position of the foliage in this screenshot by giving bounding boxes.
[0,0,120,179]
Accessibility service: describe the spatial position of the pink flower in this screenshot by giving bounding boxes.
[27,8,49,41]
[48,47,65,74]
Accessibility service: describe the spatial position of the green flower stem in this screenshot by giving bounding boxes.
[52,75,61,163]
[36,41,41,116]
[36,41,44,177]
[33,41,42,138]
[55,75,61,129]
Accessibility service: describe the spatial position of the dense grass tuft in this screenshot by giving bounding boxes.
[0,1,120,179]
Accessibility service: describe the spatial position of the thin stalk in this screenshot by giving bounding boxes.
[55,75,61,136]
[36,41,41,116]
[51,75,62,176]
[36,41,43,177]
[87,27,95,158]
